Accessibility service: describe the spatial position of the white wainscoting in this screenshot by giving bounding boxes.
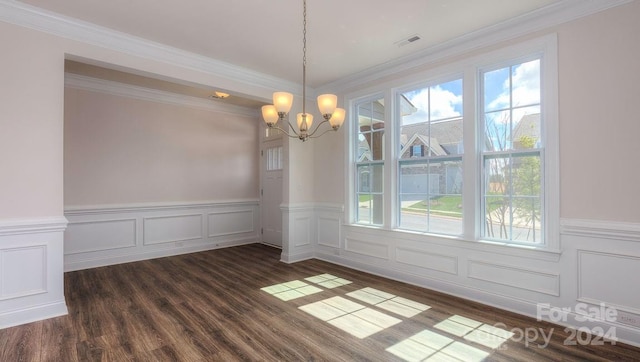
[64,200,259,271]
[0,217,68,328]
[280,204,315,263]
[300,205,640,347]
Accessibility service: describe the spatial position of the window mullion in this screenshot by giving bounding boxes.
[463,67,479,240]
[384,89,395,229]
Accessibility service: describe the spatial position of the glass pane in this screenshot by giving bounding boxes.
[399,194,428,231]
[484,67,510,112]
[512,196,542,243]
[371,164,384,193]
[399,159,462,235]
[484,156,509,196]
[512,106,541,149]
[357,133,371,162]
[429,159,463,235]
[370,128,384,161]
[400,87,428,127]
[357,165,371,193]
[371,194,384,225]
[400,79,463,159]
[358,102,373,129]
[512,154,541,197]
[399,162,429,194]
[356,195,371,224]
[430,79,463,122]
[512,59,540,108]
[485,195,512,241]
[432,118,463,156]
[484,110,510,151]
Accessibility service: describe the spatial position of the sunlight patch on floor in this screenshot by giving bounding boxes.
[263,276,503,360]
[300,296,402,339]
[260,280,323,301]
[304,273,353,289]
[435,315,514,350]
[387,315,513,361]
[347,287,431,318]
[386,328,490,362]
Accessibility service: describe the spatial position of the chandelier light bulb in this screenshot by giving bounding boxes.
[296,113,314,130]
[317,94,338,116]
[262,105,279,126]
[329,108,346,129]
[273,92,294,114]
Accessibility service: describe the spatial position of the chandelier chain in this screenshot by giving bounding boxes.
[302,0,307,115]
[261,0,344,141]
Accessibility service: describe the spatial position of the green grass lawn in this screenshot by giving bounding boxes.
[404,195,463,217]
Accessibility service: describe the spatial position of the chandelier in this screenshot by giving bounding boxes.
[261,0,346,142]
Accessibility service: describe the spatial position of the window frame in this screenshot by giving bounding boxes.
[345,34,559,253]
[353,94,387,227]
[395,76,465,236]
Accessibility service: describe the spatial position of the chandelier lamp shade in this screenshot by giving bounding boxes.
[261,0,346,141]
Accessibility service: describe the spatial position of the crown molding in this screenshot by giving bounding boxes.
[0,0,301,96]
[65,73,259,117]
[318,0,634,93]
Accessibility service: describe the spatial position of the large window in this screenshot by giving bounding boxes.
[481,59,543,244]
[349,36,558,250]
[355,96,385,226]
[398,79,464,235]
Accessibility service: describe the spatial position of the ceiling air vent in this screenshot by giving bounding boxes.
[395,34,421,47]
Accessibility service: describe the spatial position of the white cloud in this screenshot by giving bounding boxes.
[403,86,462,124]
[488,59,540,123]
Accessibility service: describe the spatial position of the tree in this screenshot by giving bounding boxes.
[512,135,541,241]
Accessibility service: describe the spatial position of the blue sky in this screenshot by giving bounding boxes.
[401,59,540,129]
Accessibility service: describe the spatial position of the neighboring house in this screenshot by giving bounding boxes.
[399,118,464,158]
[399,117,464,196]
[396,113,540,196]
[512,113,541,149]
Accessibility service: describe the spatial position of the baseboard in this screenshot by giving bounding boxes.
[281,250,314,264]
[0,300,68,329]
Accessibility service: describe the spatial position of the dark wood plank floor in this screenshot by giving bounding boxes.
[1,244,639,361]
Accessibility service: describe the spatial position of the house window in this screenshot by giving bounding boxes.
[481,59,543,243]
[355,96,385,226]
[348,35,558,251]
[398,79,463,235]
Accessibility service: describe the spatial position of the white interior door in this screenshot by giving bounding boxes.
[261,140,283,247]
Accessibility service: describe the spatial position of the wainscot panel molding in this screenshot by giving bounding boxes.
[316,216,341,248]
[577,250,640,315]
[0,217,68,328]
[64,200,259,271]
[344,237,390,260]
[280,204,315,264]
[396,247,458,275]
[307,210,640,347]
[143,214,203,246]
[65,218,137,254]
[467,259,560,296]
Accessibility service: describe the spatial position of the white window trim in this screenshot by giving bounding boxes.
[345,34,559,254]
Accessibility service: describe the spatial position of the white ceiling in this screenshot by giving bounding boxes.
[20,0,561,89]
